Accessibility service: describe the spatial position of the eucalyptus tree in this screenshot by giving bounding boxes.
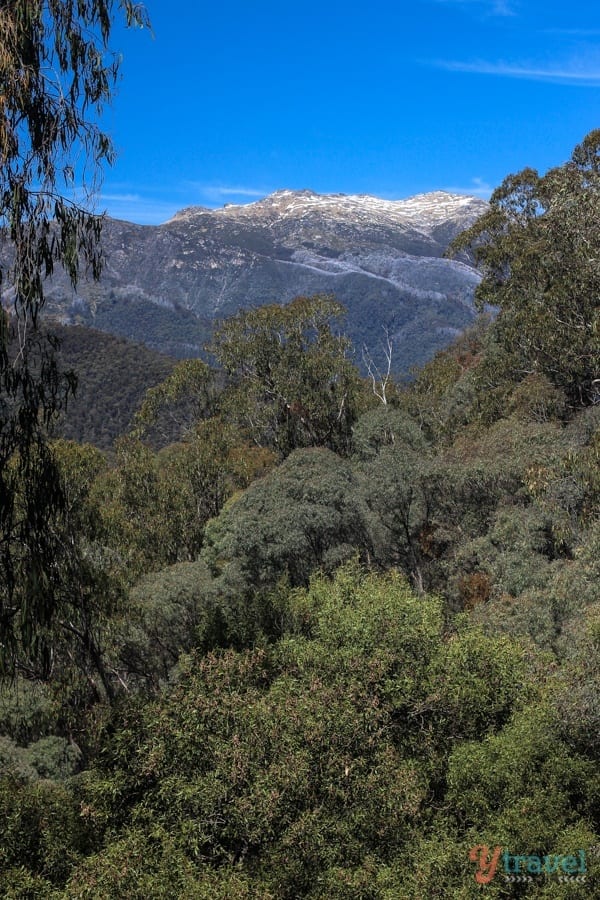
[210,295,362,457]
[449,130,600,407]
[0,1,149,679]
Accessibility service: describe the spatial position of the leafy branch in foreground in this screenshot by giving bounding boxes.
[0,1,149,678]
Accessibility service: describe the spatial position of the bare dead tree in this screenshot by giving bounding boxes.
[362,326,394,406]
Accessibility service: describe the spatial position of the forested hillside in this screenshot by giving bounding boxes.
[51,325,176,449]
[2,131,600,896]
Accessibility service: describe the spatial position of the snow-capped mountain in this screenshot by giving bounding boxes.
[46,189,487,373]
[173,188,481,231]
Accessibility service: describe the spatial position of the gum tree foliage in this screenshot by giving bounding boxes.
[357,407,570,599]
[91,424,275,580]
[53,566,588,898]
[0,566,597,895]
[449,130,600,406]
[210,295,362,458]
[0,1,149,676]
[202,448,372,590]
[131,359,220,445]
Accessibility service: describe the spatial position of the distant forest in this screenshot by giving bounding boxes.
[51,325,176,450]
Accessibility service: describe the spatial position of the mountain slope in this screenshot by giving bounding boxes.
[43,189,487,373]
[51,326,175,449]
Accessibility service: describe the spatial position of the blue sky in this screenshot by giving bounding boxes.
[99,0,600,224]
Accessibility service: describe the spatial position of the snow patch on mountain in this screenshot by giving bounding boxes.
[168,188,485,236]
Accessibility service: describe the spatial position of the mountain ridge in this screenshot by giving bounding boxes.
[40,189,487,374]
[168,188,482,225]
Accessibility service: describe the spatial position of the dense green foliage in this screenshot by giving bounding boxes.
[52,325,176,449]
[449,130,600,408]
[210,295,363,457]
[2,130,600,896]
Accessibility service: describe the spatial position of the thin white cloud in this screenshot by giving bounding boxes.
[97,193,181,225]
[430,0,516,17]
[443,177,493,198]
[213,186,266,197]
[186,183,268,204]
[430,57,600,85]
[544,28,600,37]
[95,183,271,223]
[101,193,142,203]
